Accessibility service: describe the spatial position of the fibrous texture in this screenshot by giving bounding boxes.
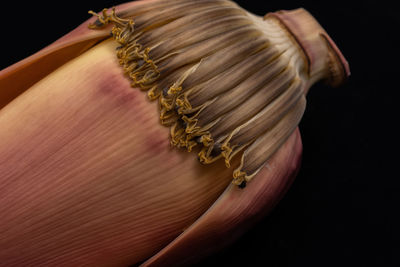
[89,0,308,187]
[0,0,349,265]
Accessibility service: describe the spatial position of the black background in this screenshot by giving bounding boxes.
[2,1,398,266]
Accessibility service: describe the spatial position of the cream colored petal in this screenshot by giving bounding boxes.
[137,5,245,47]
[197,63,293,128]
[181,50,275,109]
[220,78,304,150]
[233,97,306,184]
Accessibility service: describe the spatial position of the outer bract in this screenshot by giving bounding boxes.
[0,0,348,266]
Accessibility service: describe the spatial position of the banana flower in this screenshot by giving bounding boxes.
[0,0,349,266]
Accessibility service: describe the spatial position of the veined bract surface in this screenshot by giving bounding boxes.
[0,0,349,266]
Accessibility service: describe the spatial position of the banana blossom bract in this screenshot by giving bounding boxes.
[0,0,349,266]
